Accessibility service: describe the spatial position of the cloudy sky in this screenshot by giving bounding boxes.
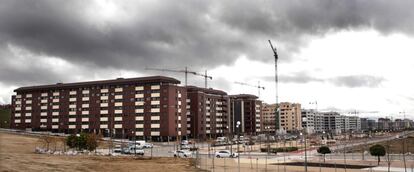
[1,0,413,119]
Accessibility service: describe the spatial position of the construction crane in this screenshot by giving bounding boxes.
[234,81,265,98]
[145,67,212,88]
[268,40,279,132]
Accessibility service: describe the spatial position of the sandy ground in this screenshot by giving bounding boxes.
[0,132,200,172]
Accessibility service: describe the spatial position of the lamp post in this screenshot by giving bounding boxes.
[300,131,308,172]
[236,121,240,172]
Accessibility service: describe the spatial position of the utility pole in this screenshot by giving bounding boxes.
[145,67,212,88]
[268,40,279,134]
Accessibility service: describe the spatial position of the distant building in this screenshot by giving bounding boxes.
[229,94,262,135]
[377,118,391,131]
[279,102,302,133]
[360,118,369,131]
[367,119,377,131]
[301,109,316,134]
[349,116,361,132]
[321,112,342,134]
[262,103,277,132]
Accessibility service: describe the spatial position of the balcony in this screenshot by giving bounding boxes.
[135,116,144,121]
[41,112,47,116]
[135,124,144,128]
[81,118,89,122]
[115,88,123,92]
[25,119,31,123]
[52,125,58,129]
[114,110,122,114]
[41,93,48,97]
[82,97,89,101]
[69,118,76,122]
[15,107,21,111]
[151,108,160,113]
[69,111,76,115]
[100,117,108,122]
[15,113,21,117]
[100,124,108,129]
[150,85,160,90]
[69,125,76,129]
[151,124,160,128]
[81,125,89,129]
[135,109,144,113]
[82,104,89,108]
[135,132,143,136]
[40,119,47,122]
[26,100,32,104]
[25,113,31,117]
[114,117,122,121]
[100,89,108,93]
[52,118,59,122]
[114,95,123,99]
[69,91,77,95]
[53,92,60,96]
[150,93,160,97]
[52,105,59,109]
[69,104,76,108]
[114,124,122,128]
[100,96,108,100]
[52,112,59,116]
[114,102,123,107]
[135,86,144,91]
[150,101,160,105]
[151,116,160,120]
[135,94,144,98]
[135,101,144,106]
[100,103,108,107]
[52,99,59,103]
[82,90,90,94]
[150,131,160,136]
[100,110,108,114]
[14,119,21,123]
[69,98,77,102]
[15,101,22,105]
[81,111,89,115]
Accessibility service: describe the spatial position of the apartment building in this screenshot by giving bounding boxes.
[10,76,187,142]
[279,102,302,133]
[186,86,230,140]
[301,109,316,134]
[377,118,391,130]
[321,112,342,134]
[349,116,361,132]
[229,94,262,135]
[262,103,277,132]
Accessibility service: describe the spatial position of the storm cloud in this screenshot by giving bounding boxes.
[0,0,413,103]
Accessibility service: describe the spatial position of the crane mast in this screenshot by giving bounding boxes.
[268,40,279,132]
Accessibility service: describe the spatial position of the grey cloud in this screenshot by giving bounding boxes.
[262,72,384,88]
[0,0,412,91]
[330,75,385,88]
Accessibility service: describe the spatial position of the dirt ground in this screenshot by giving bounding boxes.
[0,132,200,172]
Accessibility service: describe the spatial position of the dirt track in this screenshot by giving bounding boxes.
[0,132,199,172]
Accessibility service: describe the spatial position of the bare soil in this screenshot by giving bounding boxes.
[0,132,200,172]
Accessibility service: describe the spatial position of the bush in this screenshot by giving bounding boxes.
[260,147,298,153]
[66,133,99,151]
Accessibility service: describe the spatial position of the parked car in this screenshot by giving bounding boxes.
[123,146,144,155]
[143,143,153,148]
[215,150,238,158]
[113,145,123,153]
[173,150,192,158]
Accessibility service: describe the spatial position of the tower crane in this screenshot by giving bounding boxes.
[268,40,279,132]
[234,81,265,98]
[145,67,212,88]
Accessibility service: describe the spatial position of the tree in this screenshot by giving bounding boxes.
[370,144,386,165]
[39,135,54,151]
[66,134,77,148]
[86,133,99,151]
[317,146,331,162]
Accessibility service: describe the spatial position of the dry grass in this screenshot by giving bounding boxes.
[0,132,199,172]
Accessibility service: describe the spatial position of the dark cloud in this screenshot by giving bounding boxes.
[0,0,412,97]
[330,75,385,88]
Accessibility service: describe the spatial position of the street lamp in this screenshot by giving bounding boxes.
[236,121,240,172]
[300,132,308,172]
